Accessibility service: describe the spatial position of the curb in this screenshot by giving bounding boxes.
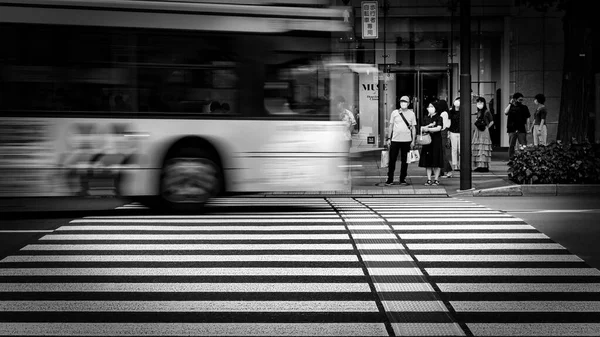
[463,184,600,197]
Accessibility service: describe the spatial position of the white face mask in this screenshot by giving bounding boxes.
[476,103,484,109]
[400,102,408,109]
[454,101,460,108]
[427,107,435,114]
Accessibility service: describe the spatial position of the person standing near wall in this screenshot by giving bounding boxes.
[448,97,461,171]
[532,93,548,146]
[504,92,531,159]
[385,95,416,186]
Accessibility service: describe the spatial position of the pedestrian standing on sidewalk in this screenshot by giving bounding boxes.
[472,97,494,172]
[436,99,454,178]
[532,93,548,146]
[419,101,444,186]
[505,92,531,159]
[448,97,461,171]
[385,95,416,186]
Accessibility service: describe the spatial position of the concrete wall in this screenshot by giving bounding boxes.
[510,6,564,143]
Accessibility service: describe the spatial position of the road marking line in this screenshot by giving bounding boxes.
[0,267,366,276]
[0,230,54,233]
[452,301,600,312]
[467,323,600,336]
[0,283,372,293]
[1,255,360,263]
[56,225,347,231]
[21,243,355,251]
[425,268,600,276]
[388,218,523,222]
[374,283,435,292]
[400,233,549,239]
[408,243,566,250]
[70,219,344,223]
[438,283,600,293]
[392,323,465,336]
[392,225,535,230]
[0,323,390,336]
[415,255,584,262]
[39,234,350,240]
[382,300,448,312]
[0,300,380,312]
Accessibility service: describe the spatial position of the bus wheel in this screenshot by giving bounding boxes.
[159,152,222,210]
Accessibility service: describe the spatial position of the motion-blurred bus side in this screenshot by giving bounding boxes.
[0,0,356,210]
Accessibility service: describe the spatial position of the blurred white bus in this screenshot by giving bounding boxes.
[0,0,356,210]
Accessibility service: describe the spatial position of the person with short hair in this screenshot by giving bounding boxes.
[532,94,548,146]
[504,92,531,158]
[385,95,416,186]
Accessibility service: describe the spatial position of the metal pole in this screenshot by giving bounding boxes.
[459,0,472,190]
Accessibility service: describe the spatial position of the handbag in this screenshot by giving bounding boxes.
[475,117,487,131]
[380,150,389,168]
[407,149,420,164]
[415,132,432,146]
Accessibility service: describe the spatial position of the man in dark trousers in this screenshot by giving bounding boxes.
[385,95,416,185]
[504,92,531,159]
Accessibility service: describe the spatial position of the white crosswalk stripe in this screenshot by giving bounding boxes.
[356,197,600,337]
[0,197,598,336]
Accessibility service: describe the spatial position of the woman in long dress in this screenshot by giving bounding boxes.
[472,97,494,172]
[418,102,444,185]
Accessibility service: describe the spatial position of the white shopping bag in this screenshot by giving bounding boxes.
[407,149,420,163]
[407,150,415,164]
[380,150,389,168]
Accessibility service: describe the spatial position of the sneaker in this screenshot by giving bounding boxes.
[443,172,453,178]
[384,181,393,186]
[400,180,410,186]
[424,180,432,186]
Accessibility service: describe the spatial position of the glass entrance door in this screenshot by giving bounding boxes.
[394,69,450,125]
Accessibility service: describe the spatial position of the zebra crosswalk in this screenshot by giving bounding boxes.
[0,197,599,336]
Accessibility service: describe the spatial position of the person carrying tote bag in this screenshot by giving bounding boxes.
[384,95,416,186]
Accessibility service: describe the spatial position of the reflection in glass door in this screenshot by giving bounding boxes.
[394,70,449,125]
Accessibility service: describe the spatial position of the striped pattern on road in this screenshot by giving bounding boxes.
[328,198,463,337]
[1,198,391,336]
[1,197,599,336]
[357,197,600,336]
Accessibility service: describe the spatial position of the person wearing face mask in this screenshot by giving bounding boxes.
[436,99,454,178]
[447,97,461,171]
[504,92,531,159]
[385,95,416,186]
[472,97,494,172]
[418,101,444,186]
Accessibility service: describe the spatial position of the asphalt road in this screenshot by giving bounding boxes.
[1,196,600,336]
[456,195,600,270]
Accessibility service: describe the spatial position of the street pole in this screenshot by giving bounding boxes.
[459,0,472,190]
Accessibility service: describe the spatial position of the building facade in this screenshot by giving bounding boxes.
[336,0,570,149]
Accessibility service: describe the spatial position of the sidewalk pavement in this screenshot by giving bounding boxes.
[334,145,600,198]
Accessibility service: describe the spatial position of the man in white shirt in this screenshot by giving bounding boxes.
[385,95,416,185]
